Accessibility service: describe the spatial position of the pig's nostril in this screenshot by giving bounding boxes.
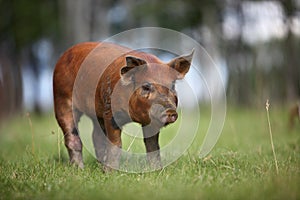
[170,113,178,121]
[165,109,178,123]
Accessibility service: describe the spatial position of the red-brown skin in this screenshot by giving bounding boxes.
[53,42,193,170]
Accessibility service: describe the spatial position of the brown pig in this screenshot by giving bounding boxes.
[53,42,193,170]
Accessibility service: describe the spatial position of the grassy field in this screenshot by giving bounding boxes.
[0,106,299,200]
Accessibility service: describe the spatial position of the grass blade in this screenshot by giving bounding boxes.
[265,99,279,175]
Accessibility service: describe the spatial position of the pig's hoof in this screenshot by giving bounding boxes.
[69,150,84,168]
[149,161,163,170]
[102,165,114,173]
[77,162,84,169]
[70,160,84,169]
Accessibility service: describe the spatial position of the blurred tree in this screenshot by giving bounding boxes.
[225,0,300,106]
[131,0,217,30]
[0,0,59,50]
[222,0,254,106]
[59,0,113,47]
[0,0,59,116]
[281,0,300,101]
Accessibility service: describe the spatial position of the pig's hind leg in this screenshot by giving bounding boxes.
[54,100,84,168]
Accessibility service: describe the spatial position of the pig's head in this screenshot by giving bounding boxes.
[120,50,194,128]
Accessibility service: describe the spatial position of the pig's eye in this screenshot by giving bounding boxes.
[142,82,152,92]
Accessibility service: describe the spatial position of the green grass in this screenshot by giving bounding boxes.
[0,106,299,200]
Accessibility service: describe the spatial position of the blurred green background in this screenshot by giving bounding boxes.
[0,1,299,199]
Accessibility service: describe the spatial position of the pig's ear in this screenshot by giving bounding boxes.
[168,49,194,79]
[120,56,147,85]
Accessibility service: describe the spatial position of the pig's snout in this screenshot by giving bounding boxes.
[150,103,178,126]
[162,109,178,125]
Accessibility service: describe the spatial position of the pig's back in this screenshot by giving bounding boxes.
[53,42,133,116]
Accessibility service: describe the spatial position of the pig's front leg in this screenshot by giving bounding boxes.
[143,127,162,169]
[103,117,122,172]
[92,118,107,164]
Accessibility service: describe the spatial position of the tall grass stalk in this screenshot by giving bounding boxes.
[57,128,61,163]
[265,99,279,175]
[26,112,35,155]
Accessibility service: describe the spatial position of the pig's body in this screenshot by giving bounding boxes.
[53,42,193,170]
